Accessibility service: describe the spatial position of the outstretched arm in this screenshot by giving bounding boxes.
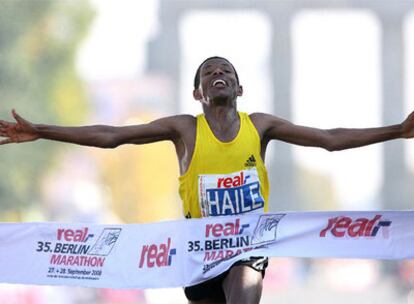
[0,109,182,148]
[252,111,414,151]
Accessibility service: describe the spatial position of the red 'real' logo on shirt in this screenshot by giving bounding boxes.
[217,171,249,188]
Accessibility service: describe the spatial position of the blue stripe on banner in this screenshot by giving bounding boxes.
[0,211,413,289]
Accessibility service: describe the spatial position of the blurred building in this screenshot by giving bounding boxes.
[148,0,414,212]
[3,0,414,303]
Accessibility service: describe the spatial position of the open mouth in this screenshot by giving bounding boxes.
[212,79,227,87]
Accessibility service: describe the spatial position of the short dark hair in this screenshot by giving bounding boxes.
[193,56,240,89]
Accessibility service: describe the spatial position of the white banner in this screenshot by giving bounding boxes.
[0,211,413,289]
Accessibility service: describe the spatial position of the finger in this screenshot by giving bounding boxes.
[11,109,27,126]
[0,138,12,145]
[0,130,8,136]
[0,128,12,136]
[12,109,23,123]
[0,124,13,133]
[0,120,10,127]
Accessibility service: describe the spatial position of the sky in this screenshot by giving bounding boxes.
[76,0,158,81]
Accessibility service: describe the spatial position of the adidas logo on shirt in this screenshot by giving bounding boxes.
[244,155,256,167]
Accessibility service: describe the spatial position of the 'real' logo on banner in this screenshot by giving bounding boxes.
[320,214,392,238]
[198,168,265,217]
[138,238,177,268]
[36,227,122,281]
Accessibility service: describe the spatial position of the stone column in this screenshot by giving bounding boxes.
[268,10,298,211]
[147,0,182,114]
[380,12,409,209]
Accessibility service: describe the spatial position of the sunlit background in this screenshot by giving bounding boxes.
[1,0,414,303]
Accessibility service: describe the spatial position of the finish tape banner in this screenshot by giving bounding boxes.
[0,211,413,289]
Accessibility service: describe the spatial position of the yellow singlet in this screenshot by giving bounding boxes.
[179,112,269,218]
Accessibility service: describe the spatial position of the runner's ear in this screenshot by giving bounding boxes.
[237,85,243,97]
[193,89,202,100]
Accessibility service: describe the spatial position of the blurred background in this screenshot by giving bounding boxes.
[0,0,414,303]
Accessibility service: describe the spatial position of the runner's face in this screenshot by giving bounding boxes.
[198,58,241,103]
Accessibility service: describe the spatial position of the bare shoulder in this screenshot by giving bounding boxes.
[175,114,197,124]
[157,114,196,140]
[249,112,274,123]
[166,114,196,130]
[249,112,285,136]
[150,114,194,127]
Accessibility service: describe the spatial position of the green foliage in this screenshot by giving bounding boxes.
[0,0,94,219]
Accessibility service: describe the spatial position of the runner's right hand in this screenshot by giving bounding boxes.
[0,109,40,145]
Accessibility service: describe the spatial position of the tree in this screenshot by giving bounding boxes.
[0,0,94,219]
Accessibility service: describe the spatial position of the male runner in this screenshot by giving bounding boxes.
[1,56,414,303]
